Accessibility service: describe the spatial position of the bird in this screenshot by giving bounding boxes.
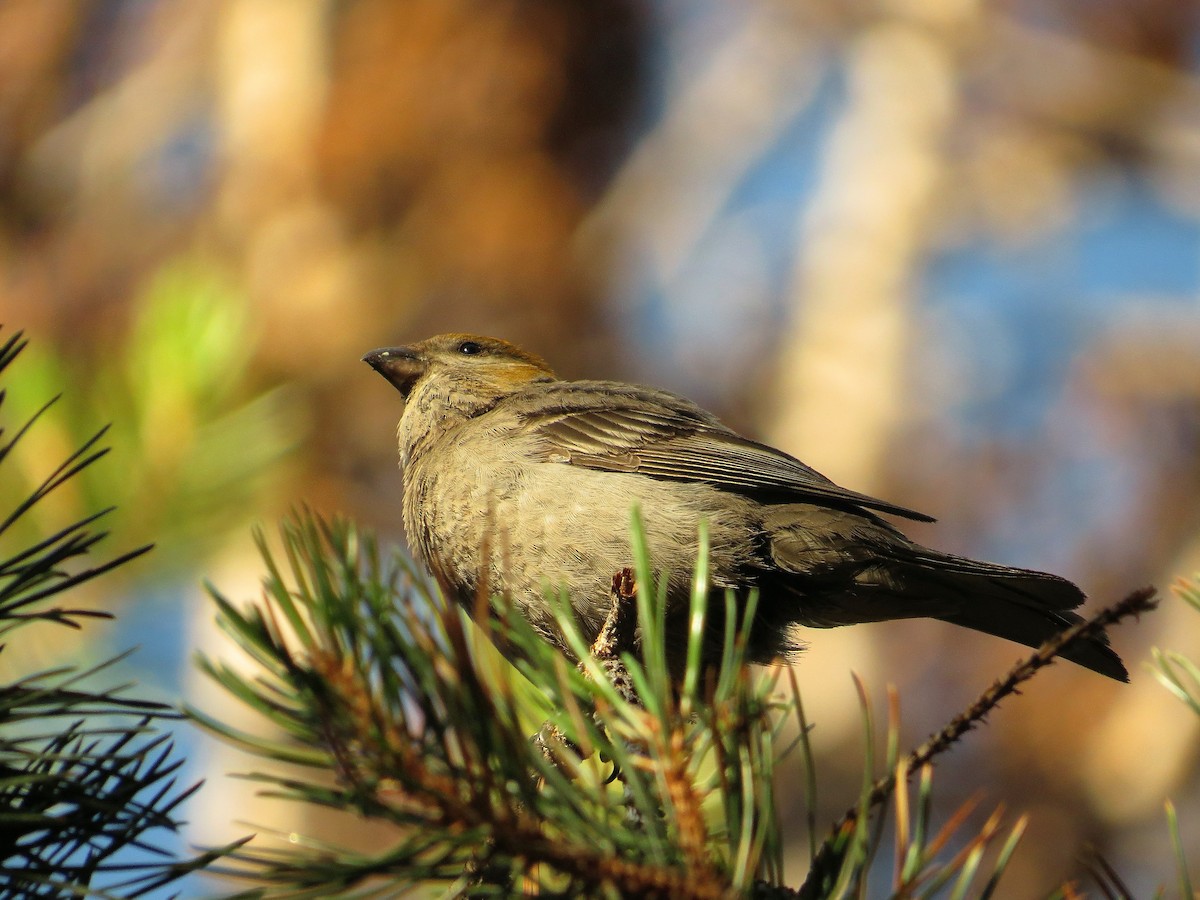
[363,333,1127,682]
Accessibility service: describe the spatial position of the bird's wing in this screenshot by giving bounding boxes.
[516,383,935,523]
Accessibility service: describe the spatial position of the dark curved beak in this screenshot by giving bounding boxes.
[362,346,426,397]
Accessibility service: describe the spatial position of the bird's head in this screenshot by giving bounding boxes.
[363,333,556,416]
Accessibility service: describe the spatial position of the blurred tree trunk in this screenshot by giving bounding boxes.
[763,8,968,496]
[755,4,972,824]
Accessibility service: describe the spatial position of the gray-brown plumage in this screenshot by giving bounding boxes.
[363,333,1127,682]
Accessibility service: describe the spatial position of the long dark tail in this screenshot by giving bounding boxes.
[768,513,1128,680]
[903,552,1128,681]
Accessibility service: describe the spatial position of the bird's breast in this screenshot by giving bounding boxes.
[402,433,763,628]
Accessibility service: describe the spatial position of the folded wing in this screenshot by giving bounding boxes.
[516,382,935,523]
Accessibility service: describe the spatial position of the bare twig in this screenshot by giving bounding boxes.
[799,586,1158,897]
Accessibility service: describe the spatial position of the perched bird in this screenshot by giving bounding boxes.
[363,334,1126,682]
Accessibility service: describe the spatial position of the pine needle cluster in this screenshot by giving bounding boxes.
[194,508,1156,898]
[195,514,783,897]
[0,329,230,898]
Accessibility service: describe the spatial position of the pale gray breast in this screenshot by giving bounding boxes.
[404,417,764,631]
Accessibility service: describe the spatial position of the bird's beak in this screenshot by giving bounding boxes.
[362,346,427,397]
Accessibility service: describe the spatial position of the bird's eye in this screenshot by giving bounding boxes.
[457,340,483,355]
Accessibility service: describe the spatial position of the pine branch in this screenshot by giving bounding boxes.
[196,507,1157,898]
[0,326,223,896]
[194,512,783,897]
[798,586,1157,897]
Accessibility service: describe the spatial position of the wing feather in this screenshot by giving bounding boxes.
[515,382,935,523]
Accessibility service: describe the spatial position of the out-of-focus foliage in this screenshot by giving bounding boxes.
[1,260,301,568]
[0,330,233,896]
[1155,578,1200,719]
[1151,577,1200,897]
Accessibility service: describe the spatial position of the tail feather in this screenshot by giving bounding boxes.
[936,603,1127,681]
[906,561,1128,682]
[766,511,1128,681]
[904,552,1086,608]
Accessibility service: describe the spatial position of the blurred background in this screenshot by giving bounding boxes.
[1,0,1199,895]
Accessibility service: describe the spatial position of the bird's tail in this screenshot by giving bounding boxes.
[898,551,1128,681]
[768,513,1128,680]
